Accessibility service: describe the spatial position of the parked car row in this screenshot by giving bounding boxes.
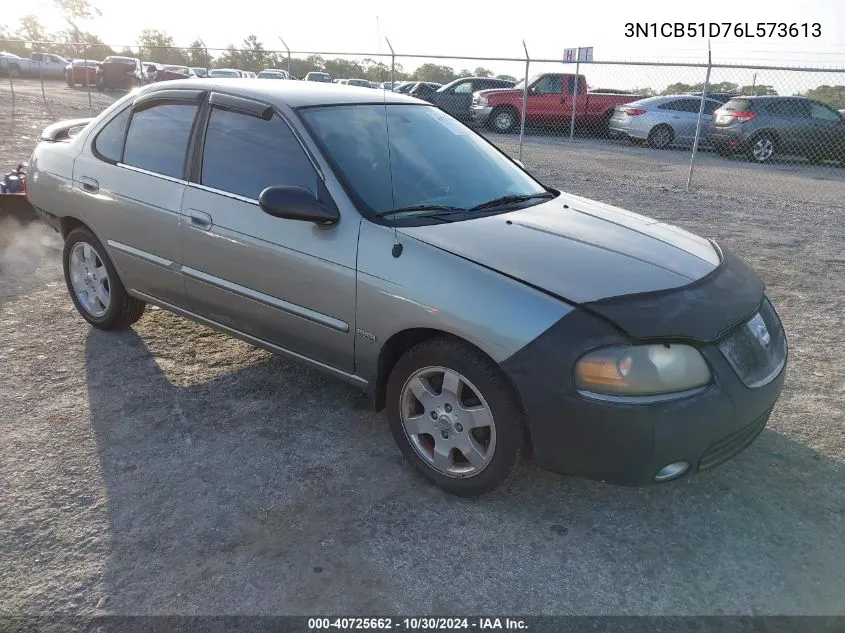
[610,94,845,164]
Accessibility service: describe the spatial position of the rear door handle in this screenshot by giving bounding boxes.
[188,209,213,230]
[79,176,99,193]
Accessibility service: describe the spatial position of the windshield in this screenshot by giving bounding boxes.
[301,104,546,217]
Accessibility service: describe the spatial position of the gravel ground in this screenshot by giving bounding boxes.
[1,80,844,617]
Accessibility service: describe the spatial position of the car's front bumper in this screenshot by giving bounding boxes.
[470,104,494,125]
[500,249,787,486]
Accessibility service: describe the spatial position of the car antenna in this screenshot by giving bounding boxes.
[384,36,402,258]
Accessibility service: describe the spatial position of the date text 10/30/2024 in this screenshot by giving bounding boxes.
[624,23,821,38]
[307,618,528,630]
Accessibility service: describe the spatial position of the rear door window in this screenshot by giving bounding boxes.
[765,100,809,118]
[453,81,474,94]
[123,103,199,179]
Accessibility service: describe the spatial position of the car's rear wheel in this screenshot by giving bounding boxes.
[747,133,776,163]
[647,124,674,149]
[490,106,519,134]
[386,337,525,496]
[63,227,146,330]
[8,64,21,78]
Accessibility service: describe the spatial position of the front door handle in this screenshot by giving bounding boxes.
[79,176,99,193]
[188,209,213,230]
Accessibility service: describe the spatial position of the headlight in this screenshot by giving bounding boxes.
[479,96,489,106]
[575,344,711,398]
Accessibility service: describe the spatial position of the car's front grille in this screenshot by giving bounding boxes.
[717,297,787,388]
[698,408,771,471]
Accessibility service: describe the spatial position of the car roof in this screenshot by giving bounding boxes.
[136,78,422,107]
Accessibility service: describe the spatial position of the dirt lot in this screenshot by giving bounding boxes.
[1,79,844,616]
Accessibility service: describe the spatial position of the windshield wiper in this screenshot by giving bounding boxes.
[375,204,467,218]
[468,192,555,212]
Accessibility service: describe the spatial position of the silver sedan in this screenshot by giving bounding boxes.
[27,80,786,496]
[610,95,723,149]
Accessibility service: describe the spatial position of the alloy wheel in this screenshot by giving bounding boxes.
[68,242,111,317]
[399,366,497,478]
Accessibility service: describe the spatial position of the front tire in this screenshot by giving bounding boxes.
[489,106,519,134]
[386,336,525,496]
[63,227,146,330]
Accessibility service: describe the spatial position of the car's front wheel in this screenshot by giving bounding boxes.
[489,106,519,134]
[386,337,525,496]
[63,227,146,330]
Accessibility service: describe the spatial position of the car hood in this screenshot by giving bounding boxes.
[476,87,522,99]
[398,193,721,304]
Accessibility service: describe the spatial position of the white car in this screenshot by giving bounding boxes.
[2,52,69,78]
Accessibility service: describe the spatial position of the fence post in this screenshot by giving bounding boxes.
[385,37,395,88]
[568,50,580,141]
[518,40,530,163]
[686,44,712,191]
[40,59,46,104]
[8,64,14,109]
[279,37,291,77]
[198,37,208,73]
[84,42,92,113]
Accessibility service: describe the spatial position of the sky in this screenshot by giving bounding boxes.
[4,0,845,92]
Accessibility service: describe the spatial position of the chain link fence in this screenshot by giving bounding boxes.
[2,38,844,190]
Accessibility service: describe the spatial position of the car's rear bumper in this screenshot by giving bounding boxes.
[709,127,753,151]
[609,117,650,140]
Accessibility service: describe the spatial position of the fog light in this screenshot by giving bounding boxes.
[654,461,690,482]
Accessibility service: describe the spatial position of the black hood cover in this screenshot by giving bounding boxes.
[583,247,765,342]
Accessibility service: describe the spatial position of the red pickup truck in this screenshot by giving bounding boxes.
[471,73,641,134]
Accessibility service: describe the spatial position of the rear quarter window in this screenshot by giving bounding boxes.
[92,106,131,163]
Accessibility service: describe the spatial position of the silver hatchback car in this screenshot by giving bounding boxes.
[28,80,787,496]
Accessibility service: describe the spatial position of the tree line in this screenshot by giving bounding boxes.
[2,4,844,108]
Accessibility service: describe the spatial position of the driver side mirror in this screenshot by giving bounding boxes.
[259,185,339,225]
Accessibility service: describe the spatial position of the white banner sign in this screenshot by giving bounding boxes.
[564,47,594,63]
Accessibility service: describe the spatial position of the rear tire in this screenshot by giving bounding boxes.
[9,64,21,78]
[647,124,674,149]
[63,227,146,330]
[489,106,519,134]
[386,336,525,496]
[746,133,776,163]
